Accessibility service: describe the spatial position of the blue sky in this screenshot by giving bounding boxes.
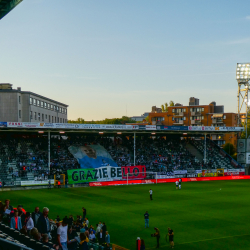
[1,0,250,120]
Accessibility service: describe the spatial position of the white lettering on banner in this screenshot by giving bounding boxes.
[21,180,54,186]
[146,125,156,130]
[174,170,187,175]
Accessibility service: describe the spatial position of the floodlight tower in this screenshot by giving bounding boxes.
[237,63,250,138]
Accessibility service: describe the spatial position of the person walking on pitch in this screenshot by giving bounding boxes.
[175,180,179,190]
[179,178,182,189]
[144,211,149,228]
[149,189,153,200]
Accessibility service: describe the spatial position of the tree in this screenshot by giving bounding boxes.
[223,143,236,156]
[169,100,174,106]
[161,101,173,112]
[68,118,85,124]
[68,116,136,124]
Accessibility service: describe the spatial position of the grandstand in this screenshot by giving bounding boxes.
[0,130,242,187]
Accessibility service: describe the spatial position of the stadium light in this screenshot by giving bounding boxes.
[38,131,44,134]
[236,63,250,80]
[151,132,156,135]
[59,131,65,134]
[183,133,187,135]
[117,132,122,134]
[99,132,104,134]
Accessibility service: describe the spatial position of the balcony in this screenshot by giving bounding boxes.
[173,120,184,125]
[152,121,163,125]
[191,111,202,116]
[212,119,223,124]
[174,112,184,116]
[191,120,202,125]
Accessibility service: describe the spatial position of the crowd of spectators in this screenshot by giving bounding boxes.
[0,199,111,250]
[0,135,237,185]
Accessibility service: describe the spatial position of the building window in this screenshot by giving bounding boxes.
[38,113,40,121]
[63,118,64,123]
[48,103,50,110]
[19,110,21,118]
[54,105,56,111]
[59,107,62,113]
[60,118,62,123]
[65,109,67,114]
[37,100,40,107]
[202,116,204,120]
[30,111,32,119]
[44,102,47,108]
[34,112,37,120]
[45,114,47,119]
[183,117,186,120]
[51,105,54,111]
[172,109,175,113]
[52,116,53,123]
[202,108,204,112]
[65,119,67,123]
[223,115,226,119]
[30,97,33,104]
[33,99,36,106]
[41,101,44,108]
[19,96,21,104]
[57,117,59,123]
[183,108,186,112]
[42,114,44,121]
[49,115,50,122]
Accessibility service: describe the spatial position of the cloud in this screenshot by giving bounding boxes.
[246,16,250,20]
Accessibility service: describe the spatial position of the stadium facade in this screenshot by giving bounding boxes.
[0,83,68,123]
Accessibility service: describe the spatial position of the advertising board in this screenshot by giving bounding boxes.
[21,180,54,186]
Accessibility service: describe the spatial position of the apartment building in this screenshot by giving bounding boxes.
[149,97,238,146]
[0,83,68,123]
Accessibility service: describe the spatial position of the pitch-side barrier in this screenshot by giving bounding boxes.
[89,175,250,186]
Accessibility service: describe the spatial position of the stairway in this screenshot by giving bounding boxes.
[186,143,204,162]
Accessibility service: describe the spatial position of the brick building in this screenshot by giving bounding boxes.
[149,97,238,147]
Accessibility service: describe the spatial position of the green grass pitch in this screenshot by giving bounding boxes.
[1,180,250,250]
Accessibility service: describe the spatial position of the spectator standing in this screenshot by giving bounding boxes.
[144,211,149,228]
[25,212,34,234]
[37,207,51,237]
[95,223,101,234]
[102,222,107,235]
[57,218,68,250]
[105,231,110,244]
[168,227,174,249]
[97,229,105,244]
[140,239,145,250]
[32,206,42,227]
[79,233,89,250]
[10,210,22,230]
[56,215,61,222]
[153,227,160,248]
[67,226,78,250]
[149,189,153,200]
[82,207,87,219]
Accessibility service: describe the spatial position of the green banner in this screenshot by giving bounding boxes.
[67,169,98,184]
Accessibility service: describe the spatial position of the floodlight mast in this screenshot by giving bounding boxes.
[237,63,250,139]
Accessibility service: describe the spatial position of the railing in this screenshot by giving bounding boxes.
[0,238,33,250]
[174,112,183,116]
[173,120,184,125]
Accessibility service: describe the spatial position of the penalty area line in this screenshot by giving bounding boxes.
[145,234,250,249]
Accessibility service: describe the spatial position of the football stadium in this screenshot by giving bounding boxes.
[1,1,250,250]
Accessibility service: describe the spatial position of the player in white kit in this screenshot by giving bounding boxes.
[175,180,179,190]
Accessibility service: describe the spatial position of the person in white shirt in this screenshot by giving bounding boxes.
[85,218,89,227]
[149,189,153,200]
[57,218,68,250]
[175,181,179,190]
[25,212,34,233]
[89,231,96,242]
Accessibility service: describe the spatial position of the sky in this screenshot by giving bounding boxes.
[1,0,250,120]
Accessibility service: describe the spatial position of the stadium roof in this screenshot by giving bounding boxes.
[0,122,244,134]
[0,0,22,20]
